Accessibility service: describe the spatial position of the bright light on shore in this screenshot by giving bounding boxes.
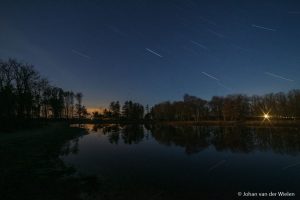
[264,114,270,119]
[262,112,271,122]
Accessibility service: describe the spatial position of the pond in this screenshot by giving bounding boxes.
[61,124,300,199]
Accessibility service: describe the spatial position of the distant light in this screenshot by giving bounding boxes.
[264,114,270,119]
[262,111,271,122]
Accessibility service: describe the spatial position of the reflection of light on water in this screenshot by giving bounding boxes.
[70,124,95,131]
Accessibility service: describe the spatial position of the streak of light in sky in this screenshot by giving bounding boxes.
[145,48,163,58]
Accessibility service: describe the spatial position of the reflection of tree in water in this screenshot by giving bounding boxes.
[150,125,300,155]
[103,125,120,144]
[143,123,153,131]
[211,127,300,155]
[87,124,300,155]
[61,137,80,155]
[211,127,256,153]
[151,125,211,154]
[254,127,300,155]
[91,124,107,132]
[121,125,144,144]
[99,124,144,144]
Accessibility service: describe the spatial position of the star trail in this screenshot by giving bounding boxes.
[0,0,299,108]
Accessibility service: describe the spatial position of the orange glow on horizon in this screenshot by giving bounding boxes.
[87,107,105,114]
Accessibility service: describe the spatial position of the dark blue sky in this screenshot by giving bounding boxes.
[1,0,300,109]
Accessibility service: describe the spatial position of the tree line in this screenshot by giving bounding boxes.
[92,100,145,121]
[93,89,300,123]
[0,58,87,123]
[151,92,300,121]
[2,58,300,124]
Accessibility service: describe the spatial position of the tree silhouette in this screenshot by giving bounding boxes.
[122,101,144,121]
[0,58,85,129]
[109,101,120,120]
[75,92,83,119]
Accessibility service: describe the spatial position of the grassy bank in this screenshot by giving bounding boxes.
[0,123,98,200]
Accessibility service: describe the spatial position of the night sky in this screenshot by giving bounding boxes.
[1,0,300,109]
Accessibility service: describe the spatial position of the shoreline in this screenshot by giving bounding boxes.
[1,118,299,133]
[157,120,300,127]
[75,119,300,128]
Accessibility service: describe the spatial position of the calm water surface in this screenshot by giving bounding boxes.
[62,124,300,199]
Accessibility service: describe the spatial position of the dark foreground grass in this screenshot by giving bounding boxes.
[0,123,99,200]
